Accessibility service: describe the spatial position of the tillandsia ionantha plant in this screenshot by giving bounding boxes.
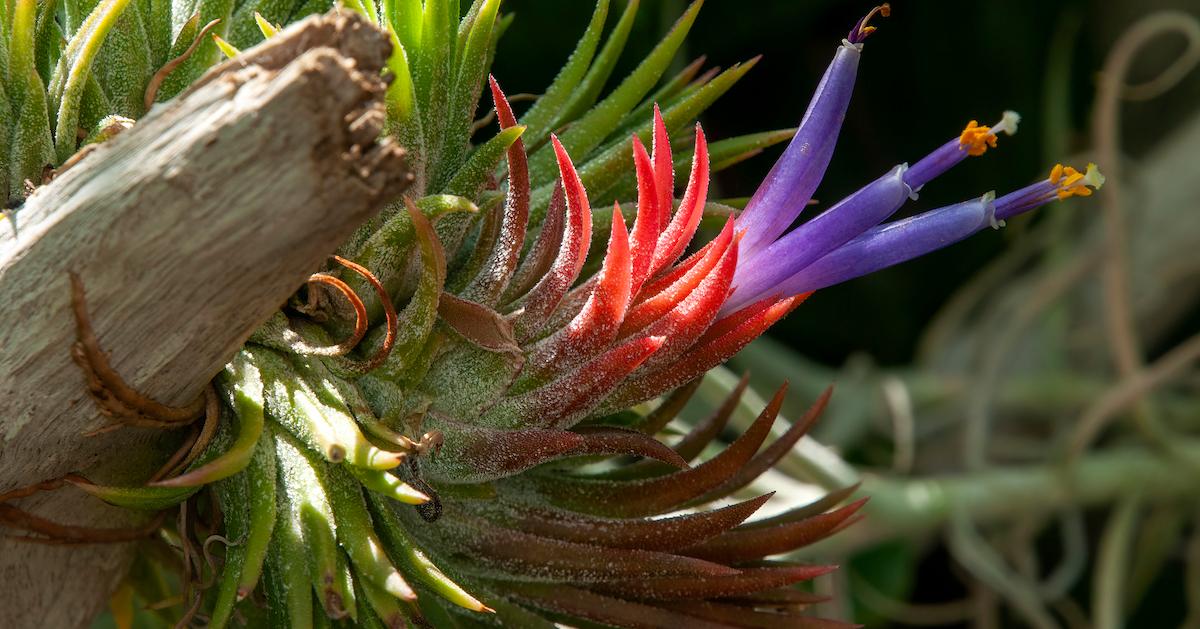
[0,0,1108,627]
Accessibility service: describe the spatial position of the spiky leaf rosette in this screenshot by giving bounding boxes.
[194,8,852,621]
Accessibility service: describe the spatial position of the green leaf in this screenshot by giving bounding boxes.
[384,28,418,129]
[412,0,455,188]
[5,0,55,197]
[9,0,39,87]
[50,0,136,162]
[209,470,252,629]
[155,0,234,101]
[0,81,12,202]
[33,0,62,84]
[518,0,609,149]
[526,0,702,188]
[612,54,706,138]
[386,0,423,54]
[271,427,351,623]
[440,0,499,181]
[90,0,154,118]
[531,55,756,223]
[143,0,173,66]
[554,0,639,126]
[348,194,472,324]
[151,350,267,487]
[0,0,11,77]
[705,127,796,172]
[326,465,417,601]
[263,527,316,629]
[443,124,524,197]
[7,82,54,200]
[254,11,278,38]
[209,433,276,628]
[211,32,239,58]
[367,492,491,612]
[226,0,297,48]
[68,479,199,510]
[347,466,430,505]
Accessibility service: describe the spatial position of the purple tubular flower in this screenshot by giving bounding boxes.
[994,163,1104,221]
[724,113,1019,314]
[735,40,862,257]
[771,193,998,297]
[726,165,912,313]
[905,112,1020,191]
[763,162,1105,297]
[720,5,1104,319]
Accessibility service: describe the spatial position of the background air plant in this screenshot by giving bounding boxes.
[10,1,1195,629]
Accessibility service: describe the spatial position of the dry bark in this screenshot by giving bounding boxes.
[0,13,410,627]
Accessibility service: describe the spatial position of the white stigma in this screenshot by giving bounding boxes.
[992,110,1021,136]
[1083,163,1106,189]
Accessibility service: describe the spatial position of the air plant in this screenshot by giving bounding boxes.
[0,1,1104,627]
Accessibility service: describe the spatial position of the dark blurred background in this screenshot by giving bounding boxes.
[494,0,1200,367]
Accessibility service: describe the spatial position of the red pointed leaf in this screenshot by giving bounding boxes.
[524,205,633,380]
[431,418,678,482]
[504,182,564,304]
[435,508,738,582]
[485,336,665,430]
[571,426,687,468]
[620,218,734,338]
[507,583,730,629]
[690,386,832,504]
[719,588,832,607]
[630,377,702,435]
[651,105,675,231]
[655,600,846,628]
[629,136,661,296]
[462,77,530,303]
[438,293,520,354]
[632,229,739,372]
[533,384,788,517]
[635,236,717,303]
[610,295,806,408]
[603,373,747,481]
[649,124,709,275]
[591,564,837,601]
[510,136,592,340]
[741,483,863,531]
[680,498,868,563]
[511,494,771,552]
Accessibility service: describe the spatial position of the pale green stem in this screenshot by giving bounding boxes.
[1093,497,1141,629]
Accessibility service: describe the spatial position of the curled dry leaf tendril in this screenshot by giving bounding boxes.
[302,271,369,356]
[69,272,205,430]
[332,254,398,373]
[144,18,224,111]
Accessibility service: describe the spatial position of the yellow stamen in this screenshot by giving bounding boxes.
[959,120,998,156]
[1052,163,1105,200]
[857,4,891,38]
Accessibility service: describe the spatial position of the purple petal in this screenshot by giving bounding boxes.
[725,164,911,313]
[772,193,997,296]
[736,41,862,257]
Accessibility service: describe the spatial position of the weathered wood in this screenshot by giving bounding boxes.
[0,13,409,628]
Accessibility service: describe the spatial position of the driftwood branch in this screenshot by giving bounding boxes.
[0,13,409,627]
